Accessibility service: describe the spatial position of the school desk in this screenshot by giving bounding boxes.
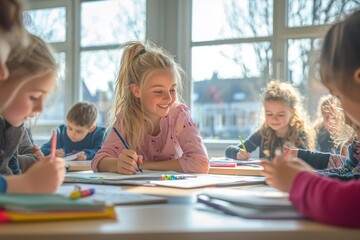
[1,184,360,240]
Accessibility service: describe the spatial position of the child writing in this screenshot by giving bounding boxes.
[41,101,105,160]
[225,80,314,160]
[92,41,209,174]
[261,9,360,228]
[0,31,65,193]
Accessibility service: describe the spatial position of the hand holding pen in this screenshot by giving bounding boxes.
[237,136,251,160]
[113,127,143,174]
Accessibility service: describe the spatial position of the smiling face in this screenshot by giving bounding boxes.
[1,71,55,127]
[264,100,293,136]
[131,70,177,124]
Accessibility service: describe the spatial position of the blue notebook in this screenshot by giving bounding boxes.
[0,194,105,213]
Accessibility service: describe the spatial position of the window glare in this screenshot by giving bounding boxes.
[81,0,146,47]
[23,7,66,43]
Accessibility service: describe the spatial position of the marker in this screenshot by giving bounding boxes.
[113,127,143,173]
[239,136,247,152]
[70,187,95,200]
[50,130,57,160]
[161,174,193,180]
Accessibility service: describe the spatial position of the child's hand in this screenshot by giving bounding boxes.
[260,156,314,193]
[75,151,87,161]
[282,145,298,160]
[55,148,64,157]
[116,149,142,175]
[8,156,65,194]
[237,149,251,160]
[32,144,45,160]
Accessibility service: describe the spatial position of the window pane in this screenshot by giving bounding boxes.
[81,50,122,125]
[192,0,273,41]
[192,43,271,139]
[81,0,146,47]
[287,38,326,117]
[38,52,66,123]
[23,8,66,43]
[287,0,360,27]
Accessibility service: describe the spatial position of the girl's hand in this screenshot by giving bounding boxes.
[116,149,142,175]
[32,144,45,160]
[237,149,251,160]
[260,156,313,193]
[282,145,298,160]
[55,148,64,157]
[9,156,65,193]
[76,151,87,161]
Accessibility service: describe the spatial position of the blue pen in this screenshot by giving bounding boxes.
[113,127,143,173]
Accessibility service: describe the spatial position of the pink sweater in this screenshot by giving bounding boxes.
[92,103,209,173]
[290,171,360,228]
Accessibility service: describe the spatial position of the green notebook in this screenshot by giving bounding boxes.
[0,194,105,213]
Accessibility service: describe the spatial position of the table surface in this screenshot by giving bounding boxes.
[1,183,360,240]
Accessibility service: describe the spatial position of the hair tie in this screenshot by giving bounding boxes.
[134,49,146,59]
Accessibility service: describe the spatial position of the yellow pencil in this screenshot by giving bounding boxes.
[239,136,247,153]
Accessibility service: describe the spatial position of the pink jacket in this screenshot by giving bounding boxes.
[92,103,209,173]
[290,171,360,228]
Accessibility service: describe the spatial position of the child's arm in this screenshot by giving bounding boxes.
[40,139,51,156]
[289,171,360,228]
[261,156,360,228]
[225,131,260,159]
[80,126,106,160]
[4,156,65,194]
[296,148,331,169]
[171,105,209,173]
[91,126,140,174]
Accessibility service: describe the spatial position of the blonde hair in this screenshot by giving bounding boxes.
[313,94,337,132]
[6,33,57,76]
[107,41,184,149]
[0,33,57,114]
[67,101,98,128]
[258,80,315,151]
[328,97,357,148]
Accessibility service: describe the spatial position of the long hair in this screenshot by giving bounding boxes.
[0,33,57,113]
[328,97,357,148]
[320,10,360,102]
[106,41,184,150]
[258,80,315,151]
[313,94,337,133]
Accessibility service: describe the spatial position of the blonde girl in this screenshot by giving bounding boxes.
[92,41,209,174]
[0,33,65,193]
[225,80,314,160]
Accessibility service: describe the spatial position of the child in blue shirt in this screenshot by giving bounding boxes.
[41,102,105,160]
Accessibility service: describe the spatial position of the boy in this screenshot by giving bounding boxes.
[41,102,105,160]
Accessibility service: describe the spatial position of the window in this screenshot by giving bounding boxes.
[80,0,146,126]
[21,0,359,153]
[191,0,273,142]
[191,0,359,156]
